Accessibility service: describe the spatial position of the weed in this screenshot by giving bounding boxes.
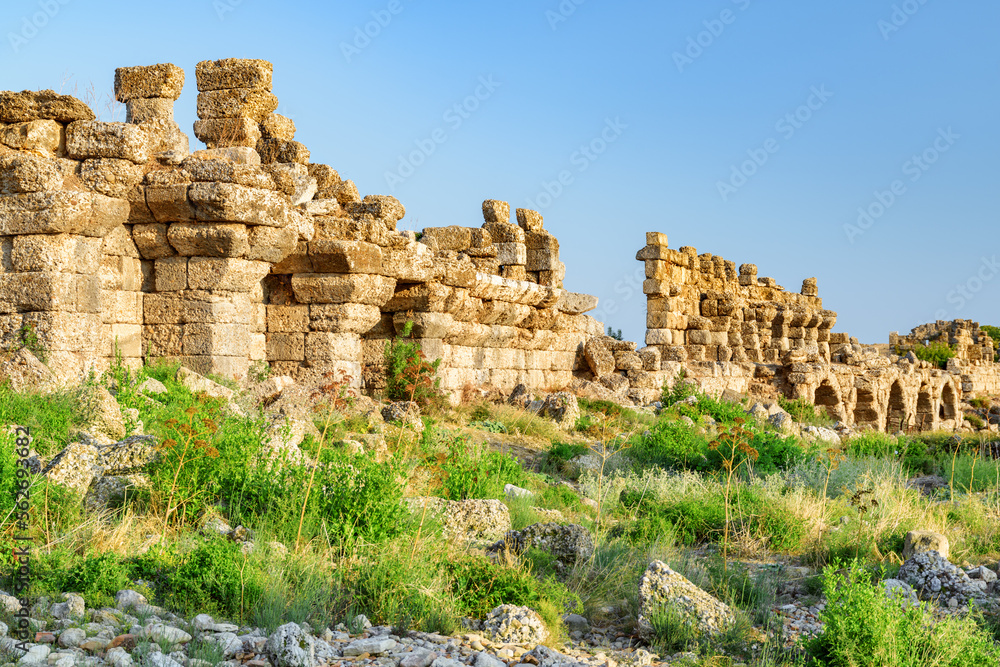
[384,320,443,409]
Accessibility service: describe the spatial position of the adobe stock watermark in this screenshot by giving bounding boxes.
[673,0,752,74]
[925,255,1000,321]
[384,75,501,190]
[213,0,244,21]
[843,127,959,244]
[591,266,647,326]
[546,0,587,31]
[878,0,932,40]
[341,0,405,63]
[8,0,72,54]
[524,117,627,211]
[716,85,834,202]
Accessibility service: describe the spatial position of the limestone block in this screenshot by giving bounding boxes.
[270,242,311,274]
[0,90,94,124]
[310,164,341,196]
[352,195,407,224]
[308,303,382,334]
[291,273,395,306]
[167,223,249,258]
[188,182,289,227]
[193,117,261,149]
[0,272,99,312]
[642,278,668,296]
[246,225,298,263]
[196,59,273,92]
[516,209,543,232]
[304,332,361,363]
[180,158,272,190]
[584,338,615,378]
[383,282,452,312]
[470,256,501,275]
[638,346,661,371]
[495,242,526,266]
[132,223,176,259]
[100,255,143,291]
[382,241,435,282]
[526,248,559,272]
[328,179,361,206]
[256,139,310,165]
[197,88,278,122]
[181,323,249,357]
[261,113,295,141]
[12,234,101,273]
[434,251,477,288]
[615,351,643,371]
[0,120,62,155]
[482,200,510,223]
[142,118,189,155]
[154,257,188,291]
[104,323,142,357]
[146,184,196,223]
[483,221,524,244]
[500,265,527,281]
[478,300,531,327]
[79,159,144,199]
[308,239,383,274]
[635,245,670,261]
[556,292,597,315]
[101,290,143,324]
[186,257,269,292]
[143,291,254,324]
[22,311,101,351]
[66,122,150,164]
[142,323,182,356]
[0,153,63,194]
[125,98,174,124]
[266,332,305,361]
[263,163,315,203]
[392,312,454,339]
[114,64,185,102]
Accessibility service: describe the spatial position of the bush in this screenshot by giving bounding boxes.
[29,551,134,609]
[541,443,589,475]
[779,397,834,427]
[661,371,699,407]
[807,560,1000,666]
[384,321,443,409]
[909,341,956,369]
[628,420,710,471]
[313,449,410,544]
[442,437,526,501]
[965,414,985,430]
[842,433,934,475]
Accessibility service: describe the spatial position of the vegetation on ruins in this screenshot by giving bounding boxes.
[2,356,1000,666]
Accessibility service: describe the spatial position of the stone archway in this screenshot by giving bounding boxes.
[916,384,934,430]
[853,387,879,430]
[815,380,842,422]
[940,383,958,421]
[886,381,907,432]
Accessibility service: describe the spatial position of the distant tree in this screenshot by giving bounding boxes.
[606,326,623,341]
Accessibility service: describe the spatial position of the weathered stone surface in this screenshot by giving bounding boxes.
[193,117,262,149]
[583,337,614,378]
[79,158,145,199]
[125,98,174,124]
[488,523,594,572]
[309,303,382,334]
[261,113,296,141]
[246,225,298,263]
[638,560,734,639]
[0,90,95,123]
[483,605,547,645]
[307,240,382,274]
[114,64,185,101]
[188,182,289,227]
[0,153,63,194]
[132,223,176,259]
[257,139,310,165]
[291,273,396,306]
[0,272,100,312]
[187,257,270,292]
[66,121,151,163]
[903,530,950,561]
[0,120,62,155]
[197,89,279,122]
[516,208,544,231]
[167,223,249,257]
[12,233,102,273]
[557,292,598,315]
[482,199,510,223]
[196,58,273,92]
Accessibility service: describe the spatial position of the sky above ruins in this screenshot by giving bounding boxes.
[3,0,997,345]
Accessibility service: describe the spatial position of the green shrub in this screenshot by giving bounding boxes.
[965,414,985,430]
[542,443,589,475]
[29,550,134,609]
[909,341,956,369]
[807,560,1000,666]
[313,449,410,544]
[442,437,526,501]
[384,321,443,408]
[843,433,934,475]
[0,384,97,456]
[661,370,699,407]
[628,420,710,471]
[715,429,804,476]
[779,397,834,427]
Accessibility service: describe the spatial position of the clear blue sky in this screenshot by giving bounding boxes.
[4,0,998,345]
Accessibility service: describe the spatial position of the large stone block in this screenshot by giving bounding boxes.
[196,59,273,92]
[101,290,143,324]
[187,257,270,292]
[392,312,454,339]
[188,182,289,227]
[305,332,362,363]
[21,311,102,351]
[256,139,310,165]
[197,89,279,122]
[132,223,176,259]
[0,153,64,194]
[145,185,196,223]
[382,242,435,282]
[167,223,249,258]
[0,90,94,124]
[583,337,615,378]
[309,303,382,334]
[182,322,249,357]
[143,291,254,324]
[66,121,151,163]
[100,255,143,291]
[79,159,145,199]
[291,273,396,306]
[308,240,383,274]
[102,224,140,259]
[11,234,101,274]
[183,157,275,189]
[246,225,298,263]
[193,117,262,149]
[103,323,143,357]
[154,256,188,291]
[125,98,174,124]
[0,272,99,312]
[0,120,63,155]
[143,323,184,356]
[266,332,305,361]
[483,221,525,244]
[482,199,510,223]
[383,282,452,313]
[351,195,406,224]
[495,242,526,266]
[114,63,185,102]
[266,305,309,332]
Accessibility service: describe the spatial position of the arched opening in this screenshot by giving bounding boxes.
[886,381,907,432]
[916,385,933,430]
[853,388,879,430]
[940,383,957,421]
[815,381,842,421]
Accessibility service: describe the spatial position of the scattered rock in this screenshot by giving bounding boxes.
[487,523,594,572]
[903,530,949,560]
[637,560,734,639]
[541,392,580,430]
[483,605,548,645]
[265,622,315,667]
